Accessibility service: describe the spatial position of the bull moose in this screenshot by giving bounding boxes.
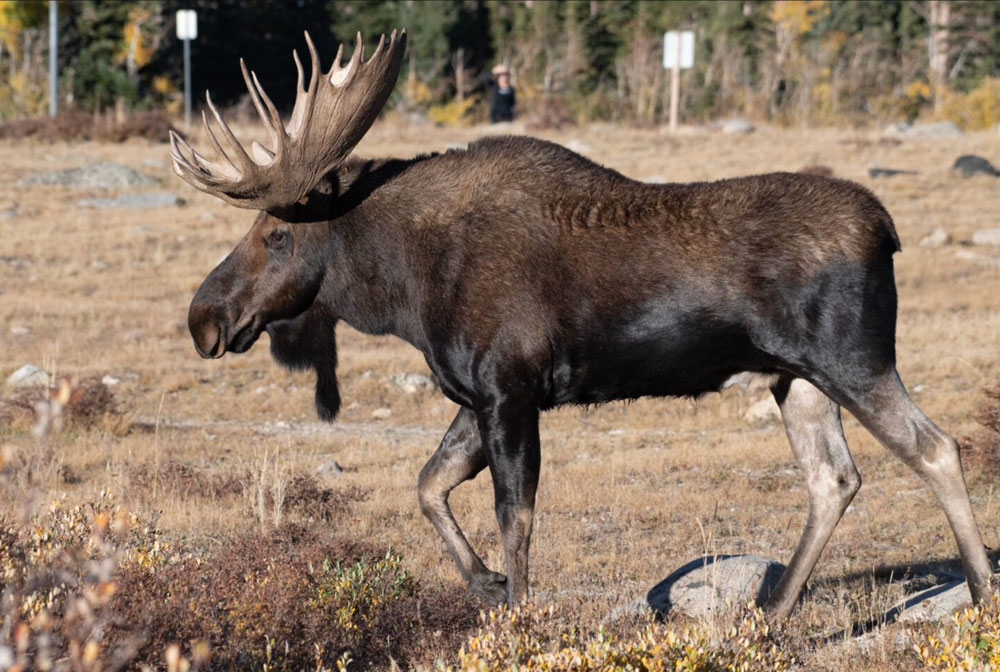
[170,30,994,618]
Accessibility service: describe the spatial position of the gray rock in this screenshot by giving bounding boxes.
[316,458,344,477]
[647,555,785,618]
[892,580,973,623]
[971,228,1000,246]
[18,161,159,188]
[142,157,166,169]
[902,120,963,138]
[869,167,918,178]
[6,364,48,388]
[952,154,999,177]
[919,227,952,247]
[78,192,181,210]
[391,372,436,395]
[744,397,780,424]
[101,375,121,387]
[371,407,392,420]
[719,118,755,134]
[0,202,16,219]
[9,325,31,336]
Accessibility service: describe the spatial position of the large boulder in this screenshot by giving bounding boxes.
[647,555,785,618]
[17,161,158,188]
[891,580,973,623]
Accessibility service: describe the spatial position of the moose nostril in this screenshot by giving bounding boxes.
[194,323,223,359]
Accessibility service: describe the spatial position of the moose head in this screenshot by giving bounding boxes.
[172,31,406,420]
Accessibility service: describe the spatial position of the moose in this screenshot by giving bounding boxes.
[170,30,994,618]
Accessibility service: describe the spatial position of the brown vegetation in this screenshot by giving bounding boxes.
[0,110,176,143]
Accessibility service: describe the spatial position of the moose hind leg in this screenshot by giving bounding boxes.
[418,408,507,603]
[838,370,993,603]
[764,377,861,619]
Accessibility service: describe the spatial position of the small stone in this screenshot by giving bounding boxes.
[642,175,667,184]
[6,364,48,388]
[952,154,999,178]
[647,555,785,618]
[869,167,918,178]
[919,227,951,247]
[372,407,392,420]
[744,397,780,424]
[719,118,755,134]
[316,458,344,476]
[78,192,181,210]
[971,228,1000,246]
[391,372,436,395]
[101,375,121,387]
[0,202,16,219]
[9,325,31,335]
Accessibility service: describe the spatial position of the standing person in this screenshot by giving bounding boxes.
[489,64,515,123]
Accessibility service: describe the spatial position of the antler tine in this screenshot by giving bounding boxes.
[201,109,236,171]
[239,59,279,151]
[289,32,322,138]
[204,90,252,170]
[369,32,386,61]
[249,70,285,146]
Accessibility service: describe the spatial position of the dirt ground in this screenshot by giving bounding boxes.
[1,121,999,669]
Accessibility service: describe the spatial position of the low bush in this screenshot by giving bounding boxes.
[0,109,175,142]
[913,588,1000,671]
[451,602,793,672]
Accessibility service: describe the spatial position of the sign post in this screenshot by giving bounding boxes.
[49,0,57,117]
[176,10,198,130]
[663,30,694,133]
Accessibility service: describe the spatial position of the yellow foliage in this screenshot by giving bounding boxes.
[119,4,155,71]
[937,78,1000,130]
[913,588,1000,671]
[427,96,479,127]
[769,1,829,37]
[906,81,932,101]
[0,0,46,60]
[450,602,793,672]
[404,78,436,106]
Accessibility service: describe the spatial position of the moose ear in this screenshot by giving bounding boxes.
[267,307,340,422]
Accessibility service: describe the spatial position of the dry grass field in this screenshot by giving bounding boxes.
[1,121,999,670]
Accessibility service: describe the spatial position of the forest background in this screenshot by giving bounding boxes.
[2,0,1000,130]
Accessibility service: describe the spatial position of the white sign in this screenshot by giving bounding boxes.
[176,9,198,40]
[663,31,694,69]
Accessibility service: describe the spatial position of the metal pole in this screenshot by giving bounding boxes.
[669,35,680,133]
[48,0,57,117]
[183,37,191,130]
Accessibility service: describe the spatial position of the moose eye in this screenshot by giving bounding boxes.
[267,230,288,248]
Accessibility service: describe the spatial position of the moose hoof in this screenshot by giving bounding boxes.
[470,571,508,605]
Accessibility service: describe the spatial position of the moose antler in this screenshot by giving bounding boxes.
[169,30,406,210]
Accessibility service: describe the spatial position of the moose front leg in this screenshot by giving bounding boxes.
[418,408,508,603]
[477,400,541,605]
